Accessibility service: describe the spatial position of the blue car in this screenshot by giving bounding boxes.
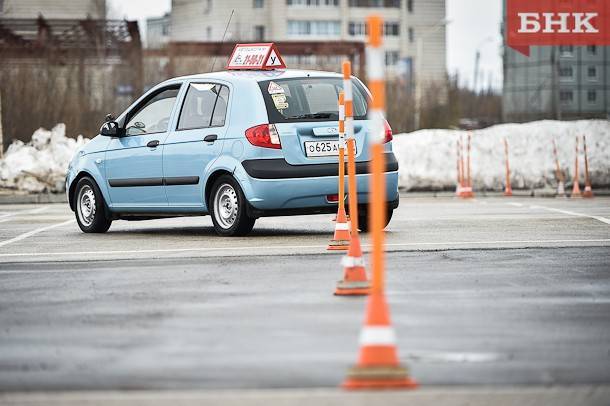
[66,69,399,236]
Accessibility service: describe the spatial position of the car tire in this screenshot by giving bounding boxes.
[210,175,256,236]
[74,177,112,233]
[357,207,393,233]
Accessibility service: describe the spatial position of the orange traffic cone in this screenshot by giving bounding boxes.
[343,16,417,390]
[582,135,594,198]
[503,138,513,197]
[335,232,370,296]
[328,207,350,250]
[571,136,582,198]
[342,292,418,389]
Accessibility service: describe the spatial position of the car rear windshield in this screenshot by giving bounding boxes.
[258,77,368,123]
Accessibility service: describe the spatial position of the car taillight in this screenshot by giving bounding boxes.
[383,120,393,143]
[245,124,281,149]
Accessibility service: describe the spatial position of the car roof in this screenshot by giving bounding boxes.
[165,69,344,85]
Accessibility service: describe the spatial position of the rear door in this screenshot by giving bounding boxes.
[163,82,230,207]
[258,77,370,165]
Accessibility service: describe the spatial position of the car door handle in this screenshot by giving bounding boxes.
[147,140,160,148]
[204,134,218,143]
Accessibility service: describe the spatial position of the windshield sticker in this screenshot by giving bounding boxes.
[271,93,288,110]
[268,81,284,94]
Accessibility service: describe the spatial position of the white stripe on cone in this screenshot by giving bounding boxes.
[335,222,349,231]
[366,48,384,80]
[359,326,396,346]
[341,255,365,268]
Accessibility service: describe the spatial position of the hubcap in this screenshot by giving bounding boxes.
[213,184,238,229]
[77,185,96,227]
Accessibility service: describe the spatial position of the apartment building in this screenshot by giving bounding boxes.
[170,0,446,84]
[0,0,105,19]
[147,12,171,49]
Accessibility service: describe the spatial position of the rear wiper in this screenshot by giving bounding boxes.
[288,112,334,119]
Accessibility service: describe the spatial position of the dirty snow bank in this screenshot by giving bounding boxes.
[393,120,610,191]
[0,124,88,193]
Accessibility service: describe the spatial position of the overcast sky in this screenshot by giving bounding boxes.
[109,0,503,91]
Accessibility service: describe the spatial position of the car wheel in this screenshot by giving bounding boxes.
[357,208,393,233]
[210,175,255,236]
[74,177,112,233]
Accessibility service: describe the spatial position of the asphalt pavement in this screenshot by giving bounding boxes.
[0,195,609,403]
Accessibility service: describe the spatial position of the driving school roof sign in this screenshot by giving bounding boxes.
[227,43,287,70]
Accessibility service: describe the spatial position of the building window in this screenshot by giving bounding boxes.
[254,0,264,7]
[587,66,598,81]
[559,45,573,56]
[348,0,401,8]
[206,26,212,40]
[587,45,597,55]
[408,27,414,42]
[287,0,339,6]
[384,22,400,36]
[348,22,366,36]
[385,50,399,66]
[559,90,573,104]
[559,66,574,81]
[254,25,265,41]
[287,20,341,36]
[407,0,413,12]
[587,90,597,104]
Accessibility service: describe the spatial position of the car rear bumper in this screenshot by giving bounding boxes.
[241,152,399,179]
[236,166,399,213]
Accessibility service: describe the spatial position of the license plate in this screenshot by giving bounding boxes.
[304,140,352,157]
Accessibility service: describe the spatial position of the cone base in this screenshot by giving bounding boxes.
[570,193,582,198]
[504,190,513,197]
[342,365,418,390]
[327,241,350,251]
[334,280,370,296]
[583,186,594,198]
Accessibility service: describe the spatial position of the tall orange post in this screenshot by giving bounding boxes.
[328,92,351,251]
[571,136,582,198]
[335,62,370,296]
[552,139,566,197]
[455,138,462,196]
[503,138,513,196]
[582,135,594,198]
[342,15,417,390]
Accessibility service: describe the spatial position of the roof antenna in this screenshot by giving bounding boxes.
[209,9,234,73]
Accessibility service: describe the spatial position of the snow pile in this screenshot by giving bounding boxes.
[393,120,610,191]
[0,124,88,193]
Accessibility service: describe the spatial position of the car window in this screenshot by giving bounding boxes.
[258,77,368,124]
[125,87,179,136]
[178,83,229,130]
[211,86,229,127]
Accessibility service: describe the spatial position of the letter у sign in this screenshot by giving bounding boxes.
[226,43,286,70]
[507,0,609,56]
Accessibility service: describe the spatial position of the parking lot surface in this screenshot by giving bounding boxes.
[0,195,609,395]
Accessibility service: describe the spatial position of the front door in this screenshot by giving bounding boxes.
[105,85,181,208]
[163,82,230,208]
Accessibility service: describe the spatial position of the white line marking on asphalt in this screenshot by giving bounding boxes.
[529,205,610,225]
[508,202,523,207]
[0,238,609,260]
[0,206,50,223]
[0,219,75,248]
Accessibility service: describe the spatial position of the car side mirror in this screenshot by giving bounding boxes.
[100,120,120,137]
